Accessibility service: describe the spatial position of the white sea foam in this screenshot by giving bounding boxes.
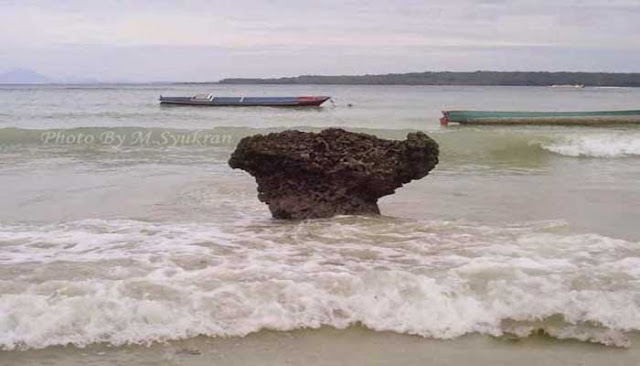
[542,133,640,158]
[1,218,639,350]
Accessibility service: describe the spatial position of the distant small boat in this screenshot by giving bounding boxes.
[159,94,331,107]
[440,110,640,126]
[550,84,585,88]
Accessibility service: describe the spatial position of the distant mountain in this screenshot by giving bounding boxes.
[0,68,50,84]
[219,71,640,87]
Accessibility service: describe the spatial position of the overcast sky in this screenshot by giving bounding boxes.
[1,0,639,82]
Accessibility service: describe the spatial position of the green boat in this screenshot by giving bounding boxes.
[440,110,640,126]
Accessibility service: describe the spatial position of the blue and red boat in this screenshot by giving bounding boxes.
[159,94,331,107]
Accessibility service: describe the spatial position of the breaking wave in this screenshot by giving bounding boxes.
[1,218,639,350]
[542,133,640,158]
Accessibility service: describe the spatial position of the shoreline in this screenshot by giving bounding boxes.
[2,327,638,366]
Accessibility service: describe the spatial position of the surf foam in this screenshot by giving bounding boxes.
[1,218,638,350]
[542,133,640,158]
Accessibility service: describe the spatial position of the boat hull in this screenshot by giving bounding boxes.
[441,110,640,126]
[159,96,331,107]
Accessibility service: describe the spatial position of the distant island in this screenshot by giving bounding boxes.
[0,68,102,84]
[0,68,50,84]
[219,71,640,87]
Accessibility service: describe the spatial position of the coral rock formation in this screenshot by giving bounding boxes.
[229,128,439,219]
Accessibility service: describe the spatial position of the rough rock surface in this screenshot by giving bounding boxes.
[229,128,439,219]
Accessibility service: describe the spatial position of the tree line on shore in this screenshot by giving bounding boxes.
[218,71,640,87]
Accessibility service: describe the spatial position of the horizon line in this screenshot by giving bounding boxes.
[4,69,640,86]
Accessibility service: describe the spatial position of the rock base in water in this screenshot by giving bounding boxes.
[229,128,439,219]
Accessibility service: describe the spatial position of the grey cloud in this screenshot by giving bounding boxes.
[1,0,639,81]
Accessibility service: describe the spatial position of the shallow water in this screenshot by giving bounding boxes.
[0,84,639,363]
[4,328,640,366]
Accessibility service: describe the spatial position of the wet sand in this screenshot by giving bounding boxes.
[2,327,639,366]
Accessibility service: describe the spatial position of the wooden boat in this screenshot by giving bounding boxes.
[440,110,640,126]
[159,94,330,107]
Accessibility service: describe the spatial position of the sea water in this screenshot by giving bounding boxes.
[1,84,639,365]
